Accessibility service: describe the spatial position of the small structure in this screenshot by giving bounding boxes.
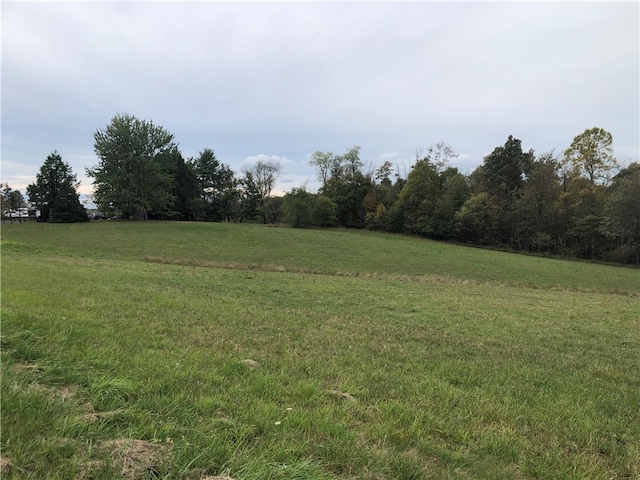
[2,208,39,223]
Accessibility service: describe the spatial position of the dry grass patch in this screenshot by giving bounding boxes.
[327,390,357,403]
[239,359,261,370]
[81,438,171,480]
[80,409,128,423]
[30,383,79,402]
[1,456,13,475]
[10,362,43,374]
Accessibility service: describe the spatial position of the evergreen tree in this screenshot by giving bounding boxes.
[192,149,236,221]
[27,151,88,223]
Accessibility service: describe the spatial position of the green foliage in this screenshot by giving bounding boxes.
[364,163,405,231]
[88,113,178,219]
[283,189,338,228]
[243,160,281,224]
[454,192,503,245]
[320,146,372,228]
[26,151,88,223]
[563,127,620,185]
[393,159,441,235]
[557,176,608,259]
[429,167,469,238]
[309,151,334,189]
[482,135,534,197]
[171,153,204,221]
[600,163,640,264]
[311,194,337,227]
[1,184,27,213]
[1,183,28,218]
[474,135,535,246]
[283,187,314,227]
[192,148,237,221]
[31,113,636,265]
[237,171,262,223]
[512,154,562,253]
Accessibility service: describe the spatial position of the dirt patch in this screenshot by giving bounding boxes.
[10,362,43,374]
[239,359,260,370]
[108,439,169,479]
[327,390,357,403]
[80,438,171,480]
[31,383,78,401]
[1,456,13,475]
[81,409,127,423]
[77,460,104,479]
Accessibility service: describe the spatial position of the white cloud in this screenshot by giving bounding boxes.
[242,154,293,167]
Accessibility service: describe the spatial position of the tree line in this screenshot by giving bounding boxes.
[12,113,639,265]
[301,130,638,265]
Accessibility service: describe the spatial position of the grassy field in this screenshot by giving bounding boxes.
[1,221,638,479]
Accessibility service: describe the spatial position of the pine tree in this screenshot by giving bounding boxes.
[27,151,88,223]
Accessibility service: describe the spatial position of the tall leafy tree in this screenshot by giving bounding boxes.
[392,159,441,235]
[27,151,88,223]
[600,163,640,264]
[479,135,535,245]
[234,171,261,223]
[309,151,334,190]
[364,161,404,230]
[483,135,534,197]
[563,127,619,185]
[454,192,502,245]
[283,187,314,228]
[192,148,236,221]
[556,176,607,259]
[513,153,562,253]
[243,159,281,223]
[169,151,203,221]
[429,167,469,239]
[88,113,178,219]
[311,194,337,227]
[321,146,372,228]
[390,143,461,237]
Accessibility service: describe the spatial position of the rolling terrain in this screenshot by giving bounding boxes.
[1,221,638,479]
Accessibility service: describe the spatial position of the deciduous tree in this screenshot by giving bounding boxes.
[243,160,281,223]
[511,153,562,253]
[600,163,640,264]
[88,113,178,219]
[563,127,619,185]
[1,183,27,217]
[309,151,334,189]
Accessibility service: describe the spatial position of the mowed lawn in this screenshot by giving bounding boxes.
[1,221,638,479]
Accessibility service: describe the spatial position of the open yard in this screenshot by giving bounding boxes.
[1,221,638,479]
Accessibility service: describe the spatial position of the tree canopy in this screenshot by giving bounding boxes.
[563,127,620,185]
[27,151,88,223]
[88,113,179,219]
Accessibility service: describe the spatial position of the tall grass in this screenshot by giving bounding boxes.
[1,221,638,479]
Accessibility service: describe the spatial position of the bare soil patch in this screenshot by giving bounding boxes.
[239,359,261,369]
[10,362,43,374]
[327,390,357,403]
[79,438,171,480]
[1,456,13,475]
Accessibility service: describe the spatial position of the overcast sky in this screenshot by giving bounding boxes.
[2,1,638,198]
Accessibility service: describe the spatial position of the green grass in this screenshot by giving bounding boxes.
[1,221,639,479]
